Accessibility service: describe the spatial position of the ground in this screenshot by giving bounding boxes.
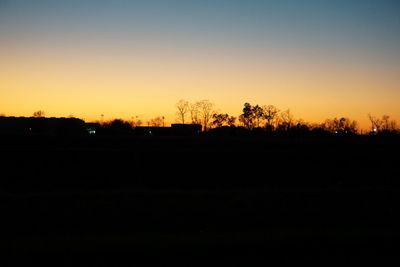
[1,135,399,264]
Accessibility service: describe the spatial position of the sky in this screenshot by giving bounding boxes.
[1,0,399,129]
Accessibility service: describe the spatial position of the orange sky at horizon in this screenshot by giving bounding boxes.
[1,1,400,131]
[1,41,399,131]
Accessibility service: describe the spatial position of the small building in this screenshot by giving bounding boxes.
[133,124,202,136]
[0,116,86,136]
[171,124,202,135]
[134,126,173,136]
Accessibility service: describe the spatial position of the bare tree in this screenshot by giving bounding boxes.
[262,105,279,130]
[348,119,359,134]
[322,118,335,132]
[197,100,215,131]
[375,114,397,133]
[323,117,358,134]
[279,109,294,131]
[390,120,397,132]
[135,120,143,127]
[131,116,142,128]
[189,102,201,124]
[150,117,164,127]
[368,114,383,133]
[176,99,189,124]
[382,115,390,131]
[339,118,358,134]
[33,110,45,118]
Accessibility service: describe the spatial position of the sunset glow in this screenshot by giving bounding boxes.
[1,1,399,129]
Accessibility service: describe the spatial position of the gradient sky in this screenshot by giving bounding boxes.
[1,0,399,129]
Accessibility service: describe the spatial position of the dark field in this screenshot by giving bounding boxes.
[1,135,399,264]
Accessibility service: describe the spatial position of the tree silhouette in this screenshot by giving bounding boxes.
[150,117,164,127]
[382,115,390,131]
[197,100,215,131]
[252,105,264,128]
[369,114,398,134]
[239,103,255,130]
[279,109,294,131]
[212,113,229,128]
[103,119,132,134]
[131,116,142,128]
[227,116,236,127]
[33,110,45,118]
[323,117,358,134]
[263,105,279,131]
[293,119,310,133]
[7,100,397,137]
[189,102,201,125]
[176,99,189,124]
[381,115,398,133]
[368,114,383,133]
[389,120,398,133]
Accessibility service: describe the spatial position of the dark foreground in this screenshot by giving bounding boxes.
[1,135,399,264]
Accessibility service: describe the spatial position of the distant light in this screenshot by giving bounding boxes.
[89,130,96,135]
[373,128,377,132]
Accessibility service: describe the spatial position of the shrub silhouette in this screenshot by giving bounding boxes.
[102,119,133,135]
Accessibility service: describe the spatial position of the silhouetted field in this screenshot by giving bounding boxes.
[1,135,399,264]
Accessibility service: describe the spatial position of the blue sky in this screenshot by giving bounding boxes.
[2,0,399,62]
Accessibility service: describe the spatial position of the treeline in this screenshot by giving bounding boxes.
[82,100,400,136]
[174,100,399,136]
[2,102,398,136]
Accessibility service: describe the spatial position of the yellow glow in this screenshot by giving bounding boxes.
[1,44,399,130]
